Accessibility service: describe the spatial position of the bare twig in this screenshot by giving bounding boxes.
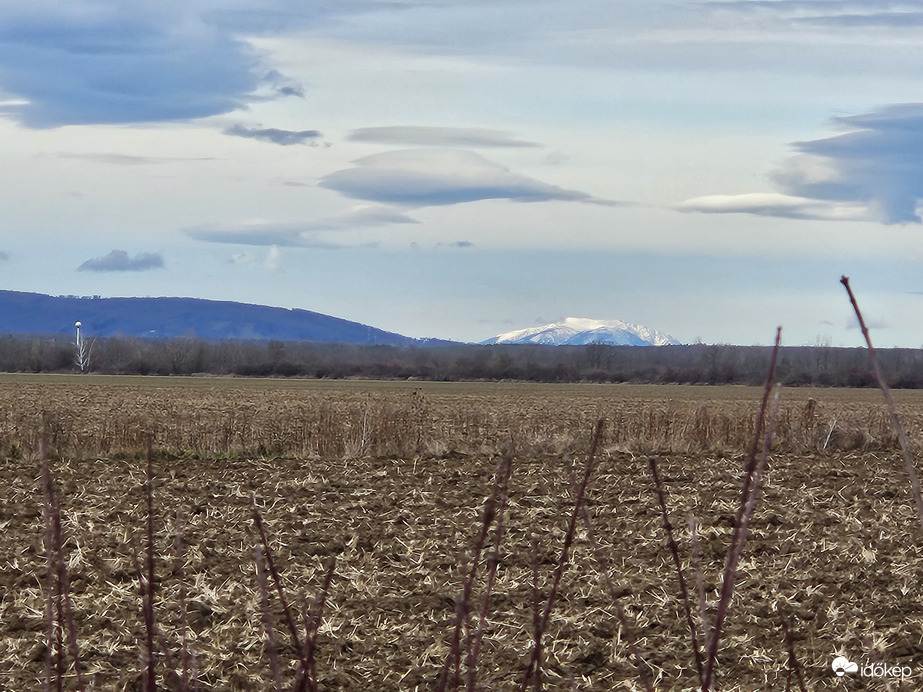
[689,515,711,650]
[439,452,512,692]
[703,386,782,690]
[782,617,807,692]
[174,513,194,692]
[530,535,542,692]
[520,419,605,692]
[466,451,514,692]
[702,328,782,691]
[251,498,307,668]
[650,457,704,686]
[841,275,923,530]
[145,442,157,692]
[255,545,283,692]
[304,555,337,692]
[577,496,653,691]
[39,438,86,692]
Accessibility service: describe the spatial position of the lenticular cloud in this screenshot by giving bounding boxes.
[320,148,598,207]
[775,103,923,224]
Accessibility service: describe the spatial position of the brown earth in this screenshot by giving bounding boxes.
[1,378,922,690]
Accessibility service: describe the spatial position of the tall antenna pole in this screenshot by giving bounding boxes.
[75,321,88,373]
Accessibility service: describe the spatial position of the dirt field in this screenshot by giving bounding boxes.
[1,376,923,690]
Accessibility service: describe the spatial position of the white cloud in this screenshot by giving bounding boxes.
[264,245,284,272]
[677,192,869,221]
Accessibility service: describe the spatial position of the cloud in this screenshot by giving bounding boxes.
[78,250,165,272]
[0,4,271,127]
[795,12,923,28]
[229,252,254,265]
[262,69,305,98]
[435,240,475,249]
[57,153,214,165]
[264,245,284,272]
[320,148,610,207]
[680,103,923,224]
[677,193,868,221]
[775,103,923,224]
[185,221,318,247]
[348,126,539,148]
[184,207,417,246]
[0,251,8,261]
[224,124,322,146]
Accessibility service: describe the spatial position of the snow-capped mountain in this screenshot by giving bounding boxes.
[481,317,680,346]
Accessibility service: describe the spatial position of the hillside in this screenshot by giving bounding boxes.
[0,290,416,345]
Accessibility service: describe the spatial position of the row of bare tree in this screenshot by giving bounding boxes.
[0,334,922,387]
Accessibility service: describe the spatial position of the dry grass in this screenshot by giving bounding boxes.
[0,376,918,459]
[1,377,923,689]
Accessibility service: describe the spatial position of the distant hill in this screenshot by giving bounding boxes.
[482,317,680,346]
[0,290,419,345]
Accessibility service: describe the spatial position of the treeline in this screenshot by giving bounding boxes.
[2,334,923,387]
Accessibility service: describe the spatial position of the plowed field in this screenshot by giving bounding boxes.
[1,376,922,690]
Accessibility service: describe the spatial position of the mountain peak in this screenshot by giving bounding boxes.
[481,317,680,346]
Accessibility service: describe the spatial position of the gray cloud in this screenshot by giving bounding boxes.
[0,4,303,127]
[262,69,305,98]
[348,126,539,148]
[78,250,165,272]
[320,149,609,207]
[185,207,418,246]
[185,222,315,247]
[775,104,923,223]
[0,251,8,261]
[225,124,322,146]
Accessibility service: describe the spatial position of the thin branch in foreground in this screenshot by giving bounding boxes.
[519,419,605,692]
[251,498,308,668]
[144,442,157,692]
[438,452,512,692]
[255,545,283,692]
[782,617,807,692]
[688,515,711,651]
[466,451,514,692]
[577,496,653,691]
[841,275,923,531]
[39,439,87,692]
[702,328,783,691]
[530,536,542,692]
[299,555,337,692]
[703,386,781,691]
[650,457,704,687]
[174,513,196,692]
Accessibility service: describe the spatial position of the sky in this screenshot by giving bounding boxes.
[3,1,923,346]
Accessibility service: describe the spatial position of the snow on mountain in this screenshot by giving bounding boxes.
[481,317,680,346]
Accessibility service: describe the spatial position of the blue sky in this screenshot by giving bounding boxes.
[3,0,923,346]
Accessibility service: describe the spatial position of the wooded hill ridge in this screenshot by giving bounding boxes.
[0,290,418,345]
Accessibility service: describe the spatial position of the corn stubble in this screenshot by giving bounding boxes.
[2,343,923,687]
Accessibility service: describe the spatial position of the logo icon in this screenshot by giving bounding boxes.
[832,656,859,676]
